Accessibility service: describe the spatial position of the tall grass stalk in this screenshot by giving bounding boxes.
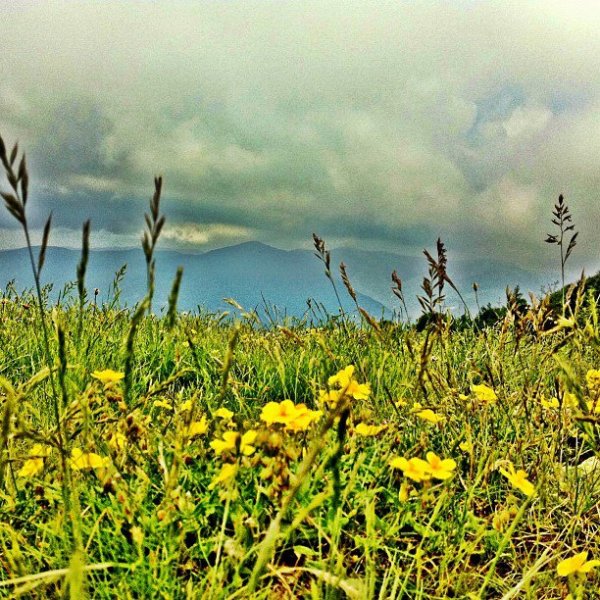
[0,135,81,560]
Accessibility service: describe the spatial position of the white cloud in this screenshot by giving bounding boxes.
[161,223,252,248]
[68,174,125,194]
[502,105,553,140]
[0,226,140,250]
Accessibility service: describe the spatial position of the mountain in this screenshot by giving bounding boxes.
[0,243,386,321]
[330,246,553,316]
[0,242,554,320]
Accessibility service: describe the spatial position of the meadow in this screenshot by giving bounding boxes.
[1,136,599,599]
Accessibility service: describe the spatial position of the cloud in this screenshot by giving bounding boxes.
[1,1,600,274]
[502,105,552,140]
[0,226,140,250]
[161,223,253,248]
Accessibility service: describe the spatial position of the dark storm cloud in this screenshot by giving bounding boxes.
[2,1,600,273]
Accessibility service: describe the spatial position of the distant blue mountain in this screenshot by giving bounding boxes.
[0,242,553,320]
[0,242,387,321]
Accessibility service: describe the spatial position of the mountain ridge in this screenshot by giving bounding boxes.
[0,242,555,319]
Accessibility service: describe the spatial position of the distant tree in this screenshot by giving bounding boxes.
[474,303,507,329]
[547,271,600,316]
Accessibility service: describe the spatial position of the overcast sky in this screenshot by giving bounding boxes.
[1,1,600,275]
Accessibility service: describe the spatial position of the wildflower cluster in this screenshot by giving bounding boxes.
[260,399,322,432]
[390,451,457,482]
[319,365,371,407]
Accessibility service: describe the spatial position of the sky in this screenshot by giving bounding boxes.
[1,1,600,278]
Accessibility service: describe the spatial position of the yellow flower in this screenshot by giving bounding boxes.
[328,365,354,388]
[108,432,127,452]
[18,458,44,478]
[17,444,50,478]
[260,400,299,426]
[415,409,444,424]
[459,440,473,453]
[260,400,321,431]
[541,396,560,409]
[354,422,387,437]
[557,551,600,577]
[239,431,257,455]
[215,407,234,420]
[187,416,209,437]
[425,452,456,480]
[586,369,600,394]
[210,430,256,456]
[318,389,341,408]
[390,457,431,482]
[586,399,600,414]
[153,399,173,410]
[210,431,238,454]
[70,448,111,471]
[328,366,371,400]
[180,399,193,412]
[285,405,322,432]
[499,462,535,497]
[92,369,125,386]
[471,384,497,403]
[563,392,579,409]
[208,463,238,490]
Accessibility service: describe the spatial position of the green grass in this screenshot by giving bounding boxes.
[0,292,599,599]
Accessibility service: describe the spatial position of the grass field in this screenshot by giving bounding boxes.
[1,137,600,598]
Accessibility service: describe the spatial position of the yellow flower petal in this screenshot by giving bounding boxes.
[354,422,387,437]
[210,430,256,456]
[318,389,341,407]
[327,366,371,400]
[153,399,173,410]
[210,431,239,454]
[108,432,127,452]
[18,458,44,478]
[70,448,110,471]
[180,399,193,412]
[459,440,473,452]
[215,407,234,420]
[240,430,257,456]
[586,369,600,393]
[541,396,560,409]
[328,366,355,388]
[425,452,457,480]
[390,456,431,482]
[91,369,125,385]
[579,559,600,573]
[188,416,208,437]
[557,552,589,576]
[499,463,535,497]
[471,384,497,402]
[285,406,322,432]
[208,463,238,490]
[260,400,297,425]
[415,409,444,424]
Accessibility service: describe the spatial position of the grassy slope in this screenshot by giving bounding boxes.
[0,291,599,599]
